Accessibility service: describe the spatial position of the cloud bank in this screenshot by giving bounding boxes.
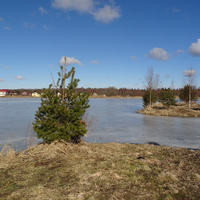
[51,0,121,23]
[59,56,81,66]
[189,38,200,56]
[148,47,170,61]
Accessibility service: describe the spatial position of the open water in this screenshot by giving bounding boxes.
[0,98,200,151]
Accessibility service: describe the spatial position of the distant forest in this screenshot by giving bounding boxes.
[9,87,200,97]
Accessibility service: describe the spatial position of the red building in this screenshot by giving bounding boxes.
[0,89,10,96]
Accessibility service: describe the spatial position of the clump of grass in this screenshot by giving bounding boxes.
[0,142,200,199]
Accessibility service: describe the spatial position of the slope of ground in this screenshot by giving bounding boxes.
[0,141,200,200]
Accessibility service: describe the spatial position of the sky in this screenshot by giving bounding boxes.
[1,0,200,89]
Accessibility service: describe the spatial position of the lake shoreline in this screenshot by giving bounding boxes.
[0,95,142,99]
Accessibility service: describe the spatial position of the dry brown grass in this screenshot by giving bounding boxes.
[0,142,200,200]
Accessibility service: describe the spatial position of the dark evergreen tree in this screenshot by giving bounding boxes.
[143,89,158,107]
[179,85,197,104]
[159,88,176,107]
[33,60,90,143]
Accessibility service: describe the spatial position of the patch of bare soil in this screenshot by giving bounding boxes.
[0,141,200,199]
[137,103,200,117]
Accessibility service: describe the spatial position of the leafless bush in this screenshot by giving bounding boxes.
[26,123,36,149]
[82,112,97,137]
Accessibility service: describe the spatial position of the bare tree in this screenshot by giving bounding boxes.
[144,67,155,108]
[171,78,174,90]
[155,73,162,90]
[183,68,196,111]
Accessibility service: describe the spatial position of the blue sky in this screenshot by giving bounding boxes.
[1,0,200,89]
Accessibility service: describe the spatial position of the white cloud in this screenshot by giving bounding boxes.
[183,69,196,77]
[0,65,10,69]
[0,17,10,30]
[59,57,81,66]
[4,66,10,69]
[13,76,25,80]
[52,0,94,13]
[4,26,10,30]
[90,60,99,64]
[43,25,49,30]
[189,38,200,56]
[51,0,121,23]
[166,7,181,13]
[165,74,170,78]
[0,79,5,82]
[130,56,137,60]
[23,22,36,29]
[93,5,120,23]
[172,7,181,13]
[49,64,54,68]
[39,7,48,15]
[148,47,170,61]
[176,49,184,54]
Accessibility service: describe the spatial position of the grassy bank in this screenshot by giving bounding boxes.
[0,142,200,199]
[0,96,33,98]
[137,103,200,117]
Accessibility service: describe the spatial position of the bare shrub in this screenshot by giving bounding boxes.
[82,112,97,137]
[25,123,36,149]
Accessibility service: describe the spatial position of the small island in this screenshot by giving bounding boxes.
[137,102,200,117]
[138,73,200,118]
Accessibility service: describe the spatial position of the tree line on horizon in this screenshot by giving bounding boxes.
[8,87,200,97]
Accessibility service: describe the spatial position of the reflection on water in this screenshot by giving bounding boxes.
[0,98,200,150]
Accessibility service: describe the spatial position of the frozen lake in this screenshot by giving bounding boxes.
[0,98,200,151]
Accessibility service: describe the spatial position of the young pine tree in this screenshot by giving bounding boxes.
[159,88,176,107]
[33,59,90,143]
[143,89,158,107]
[179,85,197,105]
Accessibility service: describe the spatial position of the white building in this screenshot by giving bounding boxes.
[32,92,41,98]
[0,89,10,96]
